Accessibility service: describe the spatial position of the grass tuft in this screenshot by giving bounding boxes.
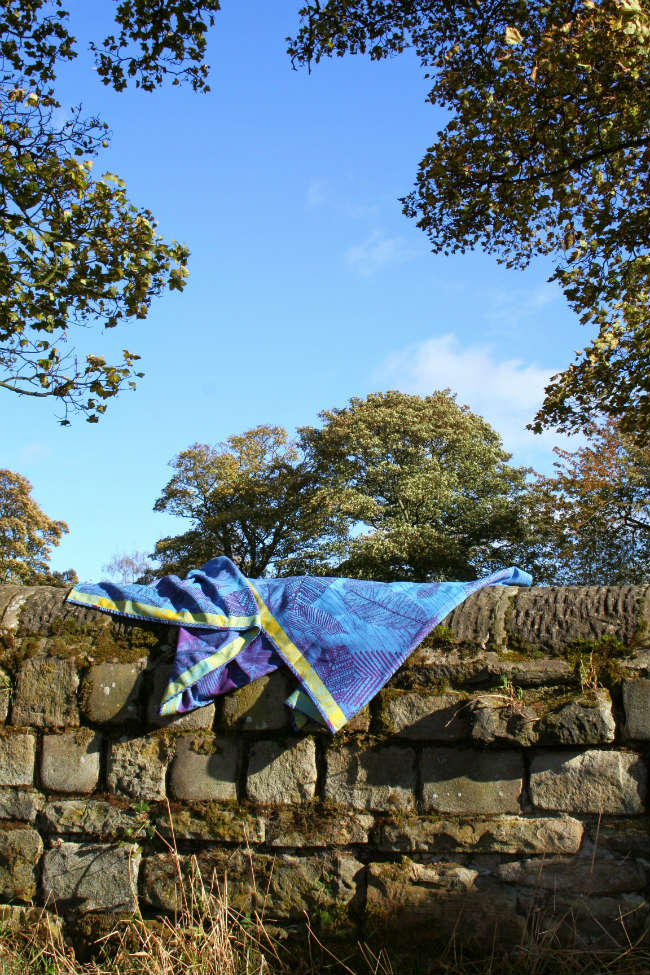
[0,804,646,974]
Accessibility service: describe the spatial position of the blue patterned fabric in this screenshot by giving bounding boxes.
[67,556,532,733]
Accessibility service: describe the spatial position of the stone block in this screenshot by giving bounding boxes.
[0,826,43,900]
[42,841,140,913]
[11,658,79,727]
[535,689,615,745]
[324,744,416,811]
[0,904,62,939]
[421,747,523,814]
[146,662,215,730]
[0,787,44,822]
[505,585,646,653]
[344,707,371,733]
[380,690,470,741]
[13,586,68,633]
[0,587,35,632]
[41,799,146,839]
[141,849,361,920]
[247,737,317,804]
[397,646,500,689]
[376,814,583,855]
[497,856,649,895]
[394,645,575,691]
[156,802,265,843]
[470,698,538,746]
[221,671,292,731]
[470,689,615,746]
[40,730,101,793]
[625,647,650,674]
[622,679,650,740]
[253,850,361,920]
[107,736,169,800]
[168,735,239,801]
[81,661,146,724]
[265,806,373,847]
[437,586,510,647]
[140,853,188,912]
[0,668,10,722]
[495,657,575,687]
[0,732,35,786]
[585,818,650,858]
[366,859,524,945]
[530,749,647,814]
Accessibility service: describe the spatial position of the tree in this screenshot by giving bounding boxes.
[0,468,71,583]
[299,390,531,581]
[530,420,650,584]
[102,550,153,584]
[288,1,650,440]
[153,425,344,578]
[0,1,221,422]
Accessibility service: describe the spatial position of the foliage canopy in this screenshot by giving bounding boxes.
[0,1,220,422]
[0,467,71,583]
[531,420,650,584]
[152,397,648,586]
[300,390,531,580]
[153,425,344,578]
[289,1,650,439]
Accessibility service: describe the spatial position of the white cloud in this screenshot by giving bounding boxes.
[345,230,416,277]
[380,333,580,470]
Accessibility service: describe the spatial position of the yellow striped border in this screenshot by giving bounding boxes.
[248,583,347,733]
[68,588,259,630]
[159,629,258,715]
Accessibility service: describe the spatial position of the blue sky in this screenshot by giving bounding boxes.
[3,1,588,581]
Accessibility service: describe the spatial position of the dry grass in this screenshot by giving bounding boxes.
[0,896,647,975]
[0,862,284,975]
[0,806,646,975]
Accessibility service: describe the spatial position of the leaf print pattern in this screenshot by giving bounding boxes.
[68,556,531,730]
[341,578,428,628]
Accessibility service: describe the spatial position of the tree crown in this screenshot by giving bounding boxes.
[0,467,69,583]
[289,1,650,440]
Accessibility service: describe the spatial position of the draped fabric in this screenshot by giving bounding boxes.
[67,556,531,733]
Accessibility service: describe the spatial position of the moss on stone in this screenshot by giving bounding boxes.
[70,727,99,747]
[567,634,636,660]
[497,640,545,661]
[0,635,42,673]
[1,614,160,675]
[565,634,639,690]
[377,806,417,830]
[420,624,456,648]
[48,616,160,665]
[199,801,254,838]
[160,800,259,844]
[66,913,149,964]
[374,692,398,736]
[313,898,357,937]
[274,799,349,836]
[496,619,645,679]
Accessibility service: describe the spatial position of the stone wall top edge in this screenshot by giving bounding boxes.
[1,584,649,681]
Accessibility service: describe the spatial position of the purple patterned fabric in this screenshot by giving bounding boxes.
[67,556,532,732]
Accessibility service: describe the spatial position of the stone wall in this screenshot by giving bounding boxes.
[0,582,648,958]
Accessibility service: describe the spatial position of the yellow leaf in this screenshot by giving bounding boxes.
[504,26,523,45]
